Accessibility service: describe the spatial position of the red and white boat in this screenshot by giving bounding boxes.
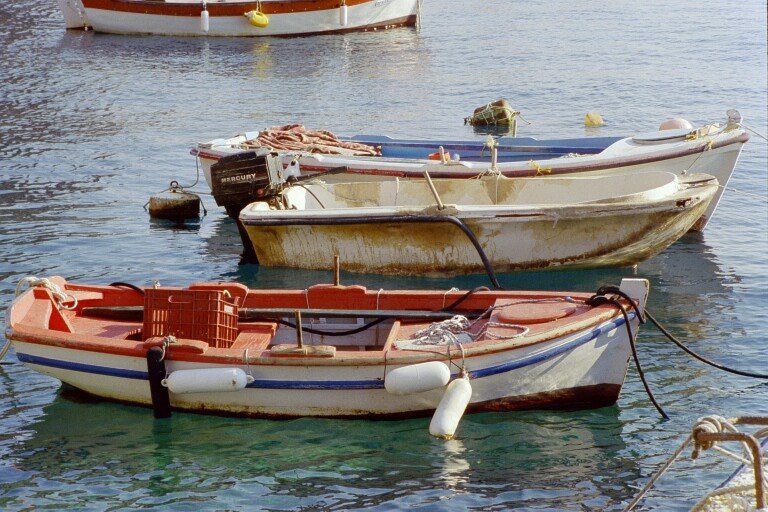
[5,277,648,436]
[57,0,418,37]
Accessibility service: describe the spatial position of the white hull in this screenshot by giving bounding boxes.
[62,0,418,36]
[12,314,635,417]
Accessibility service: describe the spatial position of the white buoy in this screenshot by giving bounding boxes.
[200,5,209,32]
[658,117,693,131]
[339,2,348,26]
[385,361,451,395]
[162,368,253,394]
[429,373,472,439]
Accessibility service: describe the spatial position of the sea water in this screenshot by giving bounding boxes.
[1,0,766,509]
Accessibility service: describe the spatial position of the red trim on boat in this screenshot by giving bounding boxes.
[83,0,395,17]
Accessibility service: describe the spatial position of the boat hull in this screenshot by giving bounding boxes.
[11,314,633,417]
[239,173,718,275]
[66,0,418,36]
[6,278,649,419]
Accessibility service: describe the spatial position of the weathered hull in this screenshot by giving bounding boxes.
[61,0,418,36]
[240,176,717,276]
[10,315,633,417]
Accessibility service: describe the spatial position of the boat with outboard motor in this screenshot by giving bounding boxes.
[58,0,418,37]
[6,276,648,437]
[193,111,747,230]
[237,170,718,274]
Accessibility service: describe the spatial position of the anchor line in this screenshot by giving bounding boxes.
[587,288,669,420]
[645,310,768,379]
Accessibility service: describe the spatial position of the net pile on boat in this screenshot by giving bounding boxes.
[238,124,381,156]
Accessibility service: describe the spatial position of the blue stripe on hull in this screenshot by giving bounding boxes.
[14,313,632,391]
[16,352,148,380]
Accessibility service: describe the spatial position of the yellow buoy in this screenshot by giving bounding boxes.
[584,112,604,127]
[244,10,269,28]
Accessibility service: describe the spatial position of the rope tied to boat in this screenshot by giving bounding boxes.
[623,416,768,512]
[528,160,552,175]
[160,335,176,362]
[692,415,740,456]
[14,276,78,310]
[586,286,670,420]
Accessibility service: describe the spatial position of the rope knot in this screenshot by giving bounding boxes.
[691,415,734,458]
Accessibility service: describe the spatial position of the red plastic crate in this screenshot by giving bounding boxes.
[143,288,239,348]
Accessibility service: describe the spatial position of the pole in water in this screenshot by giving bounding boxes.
[146,346,171,419]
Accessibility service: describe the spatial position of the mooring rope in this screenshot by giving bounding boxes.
[645,310,768,380]
[624,415,768,512]
[589,292,669,420]
[742,123,768,142]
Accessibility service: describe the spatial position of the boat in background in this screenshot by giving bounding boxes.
[193,111,748,230]
[238,171,718,274]
[5,276,649,436]
[57,0,418,37]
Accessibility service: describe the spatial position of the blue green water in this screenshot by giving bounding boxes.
[1,0,767,509]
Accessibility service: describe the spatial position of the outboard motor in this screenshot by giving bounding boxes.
[209,149,286,219]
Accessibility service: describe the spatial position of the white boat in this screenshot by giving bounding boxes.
[237,171,718,275]
[58,0,418,37]
[194,111,747,230]
[5,276,649,434]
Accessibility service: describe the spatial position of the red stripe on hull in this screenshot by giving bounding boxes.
[83,0,390,16]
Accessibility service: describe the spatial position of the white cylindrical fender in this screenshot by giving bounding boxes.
[339,4,348,26]
[162,368,252,394]
[200,9,210,32]
[384,361,450,395]
[429,375,472,439]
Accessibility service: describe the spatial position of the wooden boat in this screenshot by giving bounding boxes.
[193,111,747,230]
[237,171,718,274]
[5,276,649,432]
[57,0,418,37]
